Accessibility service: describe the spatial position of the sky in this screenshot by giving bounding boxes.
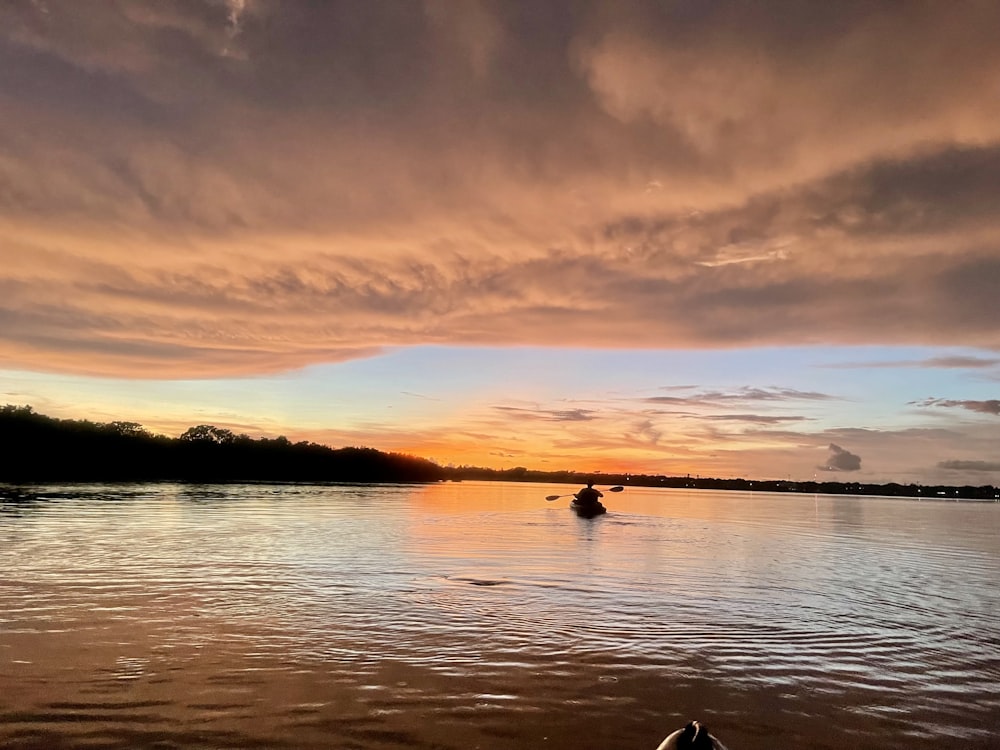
[2,0,1000,484]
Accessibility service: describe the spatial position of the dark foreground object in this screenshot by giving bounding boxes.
[656,721,729,750]
[570,499,607,518]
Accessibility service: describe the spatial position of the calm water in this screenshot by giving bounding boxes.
[1,481,998,749]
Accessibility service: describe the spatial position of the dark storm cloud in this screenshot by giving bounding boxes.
[817,443,862,472]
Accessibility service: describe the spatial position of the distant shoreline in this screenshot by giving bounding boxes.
[2,476,998,504]
[2,404,997,500]
[443,468,1000,501]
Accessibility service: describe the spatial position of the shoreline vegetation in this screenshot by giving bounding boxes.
[2,405,997,500]
[0,405,441,484]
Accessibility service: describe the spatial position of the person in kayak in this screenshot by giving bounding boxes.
[574,481,603,507]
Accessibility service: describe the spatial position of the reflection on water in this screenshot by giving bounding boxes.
[1,482,998,749]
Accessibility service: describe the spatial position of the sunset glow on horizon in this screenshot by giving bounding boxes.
[3,1,1000,484]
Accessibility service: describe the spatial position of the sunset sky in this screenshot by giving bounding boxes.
[2,1,1000,484]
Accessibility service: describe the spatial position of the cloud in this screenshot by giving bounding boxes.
[573,5,1000,188]
[825,356,1000,369]
[817,443,862,472]
[937,460,1000,473]
[401,391,440,401]
[625,418,661,446]
[695,245,790,268]
[3,2,1000,377]
[700,414,809,425]
[644,387,834,406]
[922,357,1000,369]
[226,0,247,34]
[913,399,1000,416]
[492,406,596,422]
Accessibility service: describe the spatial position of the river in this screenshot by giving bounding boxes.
[1,481,998,749]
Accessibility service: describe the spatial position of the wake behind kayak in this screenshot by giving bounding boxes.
[570,499,607,518]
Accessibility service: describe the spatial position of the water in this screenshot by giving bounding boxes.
[1,481,998,749]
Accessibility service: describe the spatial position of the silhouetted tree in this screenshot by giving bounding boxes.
[0,405,445,484]
[180,425,236,444]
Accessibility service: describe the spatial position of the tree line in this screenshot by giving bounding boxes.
[0,405,443,483]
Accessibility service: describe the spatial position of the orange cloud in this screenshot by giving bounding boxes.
[2,2,1000,378]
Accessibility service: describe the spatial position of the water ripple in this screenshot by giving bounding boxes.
[2,482,998,749]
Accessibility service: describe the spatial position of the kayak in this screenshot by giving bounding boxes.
[656,721,728,750]
[570,500,607,518]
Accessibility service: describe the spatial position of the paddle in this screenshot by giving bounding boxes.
[545,486,624,501]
